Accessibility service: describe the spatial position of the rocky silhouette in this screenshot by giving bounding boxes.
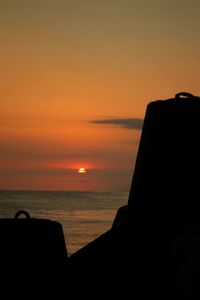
[0,210,68,298]
[68,92,200,298]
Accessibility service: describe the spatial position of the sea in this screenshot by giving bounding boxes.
[0,190,129,256]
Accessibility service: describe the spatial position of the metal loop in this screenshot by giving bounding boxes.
[14,210,31,219]
[175,92,195,99]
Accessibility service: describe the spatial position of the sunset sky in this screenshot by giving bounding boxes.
[1,0,200,191]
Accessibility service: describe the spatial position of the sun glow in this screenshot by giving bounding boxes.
[78,167,86,173]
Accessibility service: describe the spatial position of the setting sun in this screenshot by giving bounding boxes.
[78,167,86,174]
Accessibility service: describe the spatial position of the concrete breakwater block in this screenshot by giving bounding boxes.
[68,92,200,298]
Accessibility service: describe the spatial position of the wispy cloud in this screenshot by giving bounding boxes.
[90,118,143,130]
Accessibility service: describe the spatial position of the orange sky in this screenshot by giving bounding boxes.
[1,0,200,191]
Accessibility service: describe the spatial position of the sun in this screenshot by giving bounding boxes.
[78,167,86,173]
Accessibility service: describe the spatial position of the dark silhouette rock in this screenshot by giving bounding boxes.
[128,92,200,221]
[0,210,68,298]
[68,92,200,298]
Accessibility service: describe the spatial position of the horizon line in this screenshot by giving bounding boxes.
[0,188,129,193]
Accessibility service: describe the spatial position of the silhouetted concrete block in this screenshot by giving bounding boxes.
[69,92,200,297]
[128,92,200,223]
[0,210,68,297]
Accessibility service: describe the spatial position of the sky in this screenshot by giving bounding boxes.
[0,0,200,191]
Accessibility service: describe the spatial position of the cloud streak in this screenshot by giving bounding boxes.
[90,118,143,130]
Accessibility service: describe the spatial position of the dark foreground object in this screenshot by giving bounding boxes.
[68,92,200,298]
[0,210,68,298]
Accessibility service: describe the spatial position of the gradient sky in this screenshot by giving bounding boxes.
[1,0,200,191]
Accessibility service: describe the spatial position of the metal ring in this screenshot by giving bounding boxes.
[14,210,31,219]
[175,92,195,99]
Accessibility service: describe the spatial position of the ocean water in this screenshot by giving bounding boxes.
[0,190,129,256]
